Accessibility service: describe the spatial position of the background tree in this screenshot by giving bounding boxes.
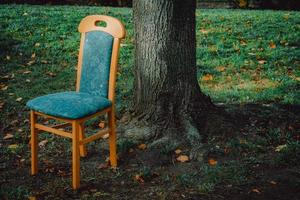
[128,0,231,159]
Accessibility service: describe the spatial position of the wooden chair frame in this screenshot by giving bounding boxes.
[30,15,125,189]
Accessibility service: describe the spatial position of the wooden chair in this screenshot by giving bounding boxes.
[26,15,125,189]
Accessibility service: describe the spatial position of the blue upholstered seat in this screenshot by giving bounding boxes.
[27,30,114,119]
[26,92,111,119]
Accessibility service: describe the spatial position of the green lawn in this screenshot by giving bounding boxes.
[0,4,299,200]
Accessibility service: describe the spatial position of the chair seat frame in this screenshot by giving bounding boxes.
[30,15,125,189]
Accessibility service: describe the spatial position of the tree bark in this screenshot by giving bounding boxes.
[130,0,225,159]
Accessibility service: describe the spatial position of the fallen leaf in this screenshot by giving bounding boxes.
[23,70,32,74]
[252,188,261,194]
[269,41,276,49]
[0,101,4,109]
[16,97,22,102]
[46,72,56,77]
[216,66,225,72]
[26,79,31,82]
[240,39,247,46]
[102,133,109,139]
[31,53,36,58]
[202,74,213,81]
[138,143,147,150]
[200,29,209,34]
[174,149,182,154]
[38,139,48,147]
[6,55,11,60]
[176,155,189,163]
[275,144,287,152]
[258,60,266,65]
[208,158,218,166]
[3,133,14,140]
[98,121,105,129]
[134,174,145,184]
[97,162,109,169]
[27,60,35,66]
[8,144,18,150]
[35,43,40,47]
[269,180,277,185]
[41,60,48,64]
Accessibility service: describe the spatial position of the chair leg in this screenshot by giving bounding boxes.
[79,123,87,157]
[30,110,38,175]
[108,110,117,168]
[72,120,80,189]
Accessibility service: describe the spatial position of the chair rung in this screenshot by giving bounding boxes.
[80,128,110,145]
[35,123,72,138]
[51,123,70,129]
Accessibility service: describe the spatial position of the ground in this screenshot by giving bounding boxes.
[0,5,300,200]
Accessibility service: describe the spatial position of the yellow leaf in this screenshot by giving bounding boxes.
[3,133,14,140]
[174,149,182,154]
[202,74,213,81]
[275,144,287,152]
[176,155,189,162]
[8,144,18,149]
[138,143,147,150]
[208,158,218,166]
[16,97,22,102]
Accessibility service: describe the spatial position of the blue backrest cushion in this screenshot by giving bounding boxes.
[79,31,113,97]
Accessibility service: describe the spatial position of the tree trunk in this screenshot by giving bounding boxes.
[128,0,228,159]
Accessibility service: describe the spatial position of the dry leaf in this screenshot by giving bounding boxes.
[98,121,105,129]
[202,74,213,81]
[240,39,247,46]
[38,139,48,147]
[258,60,266,65]
[8,144,18,150]
[208,158,218,166]
[29,197,36,200]
[27,60,35,66]
[97,163,109,169]
[134,174,145,184]
[269,180,277,185]
[35,43,40,47]
[26,79,31,82]
[16,97,22,102]
[252,188,261,194]
[3,133,14,140]
[138,143,147,150]
[0,101,4,109]
[6,55,11,60]
[46,72,56,77]
[269,41,276,49]
[41,60,48,64]
[275,144,287,152]
[216,66,225,72]
[176,155,189,162]
[31,53,36,58]
[102,133,109,139]
[23,70,31,74]
[200,29,209,34]
[174,149,182,154]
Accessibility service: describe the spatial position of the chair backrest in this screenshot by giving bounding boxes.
[76,15,125,102]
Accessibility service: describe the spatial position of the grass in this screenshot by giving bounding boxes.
[0,4,300,200]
